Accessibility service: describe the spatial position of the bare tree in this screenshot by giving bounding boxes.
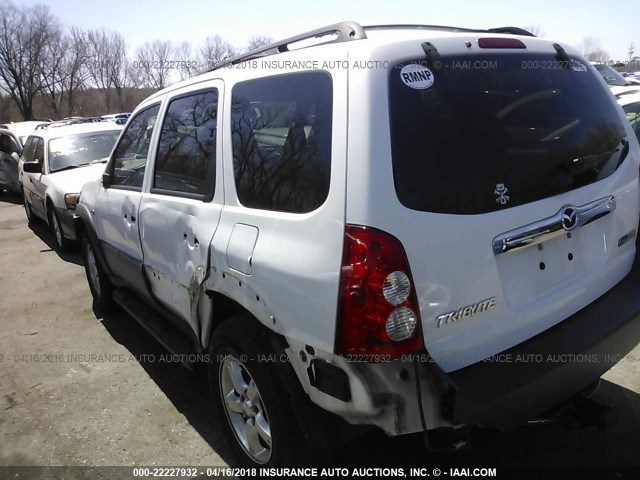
[578,36,609,63]
[199,35,236,71]
[64,26,91,115]
[246,35,274,51]
[86,29,128,111]
[135,40,173,90]
[0,2,58,119]
[176,41,199,80]
[40,25,67,118]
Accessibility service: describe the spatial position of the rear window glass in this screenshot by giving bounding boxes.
[389,54,629,215]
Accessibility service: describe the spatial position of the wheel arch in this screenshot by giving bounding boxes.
[208,312,344,454]
[202,291,254,350]
[75,208,112,277]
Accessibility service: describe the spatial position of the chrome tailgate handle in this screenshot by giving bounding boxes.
[492,196,616,255]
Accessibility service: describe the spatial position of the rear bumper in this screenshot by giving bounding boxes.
[445,252,640,429]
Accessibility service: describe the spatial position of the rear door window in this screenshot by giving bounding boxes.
[389,54,629,214]
[231,71,333,213]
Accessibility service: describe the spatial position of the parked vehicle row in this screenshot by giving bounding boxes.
[101,112,131,125]
[1,115,129,200]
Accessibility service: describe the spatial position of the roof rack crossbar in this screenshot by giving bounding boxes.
[365,24,481,33]
[209,21,366,72]
[364,24,535,37]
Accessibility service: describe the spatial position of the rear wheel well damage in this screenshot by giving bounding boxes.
[208,312,349,452]
[202,291,250,348]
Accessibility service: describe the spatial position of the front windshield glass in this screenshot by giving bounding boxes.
[48,131,120,172]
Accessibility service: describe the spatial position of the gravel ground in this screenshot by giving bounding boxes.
[1,191,640,478]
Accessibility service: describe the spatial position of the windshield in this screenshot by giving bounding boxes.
[48,131,120,172]
[389,53,628,215]
[594,64,630,86]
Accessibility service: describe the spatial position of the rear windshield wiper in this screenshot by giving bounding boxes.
[568,139,629,171]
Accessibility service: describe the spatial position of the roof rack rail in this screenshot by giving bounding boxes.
[364,24,481,33]
[364,24,535,37]
[209,21,366,71]
[34,117,106,130]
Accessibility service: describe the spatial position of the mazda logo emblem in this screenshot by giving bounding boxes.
[561,207,578,230]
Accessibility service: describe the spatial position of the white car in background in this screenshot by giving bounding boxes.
[19,122,123,251]
[0,120,51,145]
[592,63,640,96]
[0,121,49,194]
[0,128,23,194]
[101,113,131,125]
[618,91,640,142]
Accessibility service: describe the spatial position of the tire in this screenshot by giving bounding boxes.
[23,191,35,225]
[48,206,72,252]
[82,233,114,312]
[209,317,331,467]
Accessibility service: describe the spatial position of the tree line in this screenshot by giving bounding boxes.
[0,2,272,122]
[2,3,638,123]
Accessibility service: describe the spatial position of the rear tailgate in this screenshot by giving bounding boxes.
[347,34,640,373]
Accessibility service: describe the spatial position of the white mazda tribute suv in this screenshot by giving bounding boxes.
[76,22,640,466]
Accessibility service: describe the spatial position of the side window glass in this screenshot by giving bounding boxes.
[110,104,160,188]
[22,138,36,161]
[153,89,218,197]
[8,136,20,154]
[33,138,45,173]
[231,71,333,213]
[0,134,19,154]
[34,139,44,163]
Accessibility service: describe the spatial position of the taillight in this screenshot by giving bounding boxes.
[336,225,422,358]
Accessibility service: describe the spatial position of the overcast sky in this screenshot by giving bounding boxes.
[13,0,639,61]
